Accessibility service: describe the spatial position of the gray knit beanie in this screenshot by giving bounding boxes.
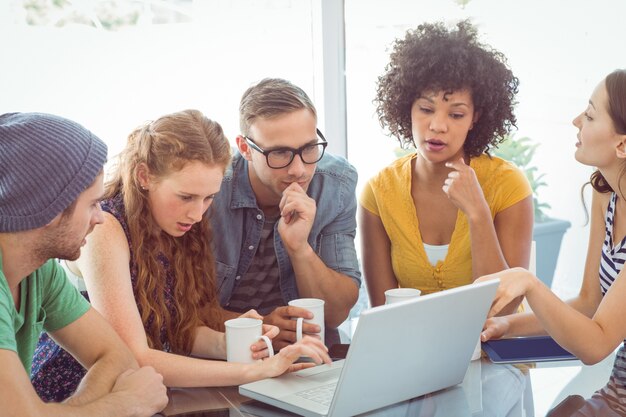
[0,112,108,232]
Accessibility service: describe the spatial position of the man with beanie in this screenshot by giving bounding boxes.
[0,113,168,416]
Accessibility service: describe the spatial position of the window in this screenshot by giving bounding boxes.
[0,0,318,156]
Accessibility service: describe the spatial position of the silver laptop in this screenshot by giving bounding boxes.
[239,279,499,417]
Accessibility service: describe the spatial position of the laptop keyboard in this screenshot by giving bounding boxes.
[294,382,337,406]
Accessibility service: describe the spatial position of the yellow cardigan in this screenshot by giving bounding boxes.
[360,153,531,294]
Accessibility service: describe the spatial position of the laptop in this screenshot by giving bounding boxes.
[239,279,499,417]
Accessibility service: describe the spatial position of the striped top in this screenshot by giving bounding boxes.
[598,192,626,412]
[226,215,284,315]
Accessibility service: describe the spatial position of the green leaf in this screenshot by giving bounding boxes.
[492,134,548,221]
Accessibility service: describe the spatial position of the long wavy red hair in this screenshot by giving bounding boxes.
[104,109,231,354]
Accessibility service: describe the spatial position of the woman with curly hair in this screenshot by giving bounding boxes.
[360,20,533,308]
[30,109,330,401]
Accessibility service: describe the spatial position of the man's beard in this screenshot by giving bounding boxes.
[35,222,84,262]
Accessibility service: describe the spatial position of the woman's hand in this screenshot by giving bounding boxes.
[260,336,332,378]
[443,158,489,219]
[480,316,511,342]
[239,309,263,320]
[238,310,279,360]
[477,267,538,317]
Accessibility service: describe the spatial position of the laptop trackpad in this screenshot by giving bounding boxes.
[294,361,343,381]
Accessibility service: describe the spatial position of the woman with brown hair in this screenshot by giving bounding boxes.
[31,109,329,401]
[481,69,626,416]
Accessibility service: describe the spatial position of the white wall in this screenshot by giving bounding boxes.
[0,0,316,158]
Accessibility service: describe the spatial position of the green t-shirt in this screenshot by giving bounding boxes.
[0,251,91,372]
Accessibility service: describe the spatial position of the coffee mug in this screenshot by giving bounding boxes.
[225,318,274,363]
[384,288,421,305]
[288,298,325,344]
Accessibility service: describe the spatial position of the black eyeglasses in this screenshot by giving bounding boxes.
[244,129,328,169]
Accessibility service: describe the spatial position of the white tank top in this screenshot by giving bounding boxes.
[422,243,449,266]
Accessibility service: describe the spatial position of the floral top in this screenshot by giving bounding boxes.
[30,193,179,401]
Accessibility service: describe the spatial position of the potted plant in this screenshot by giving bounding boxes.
[493,135,571,287]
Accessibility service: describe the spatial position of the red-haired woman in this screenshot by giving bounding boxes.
[32,109,329,401]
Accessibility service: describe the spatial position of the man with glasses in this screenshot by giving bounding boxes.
[211,78,360,349]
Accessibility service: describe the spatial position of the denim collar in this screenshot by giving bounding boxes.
[228,154,262,210]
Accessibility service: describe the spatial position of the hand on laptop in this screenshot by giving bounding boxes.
[263,306,321,350]
[481,316,511,342]
[261,336,331,377]
[476,267,539,317]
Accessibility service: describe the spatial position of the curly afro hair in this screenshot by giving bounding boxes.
[375,20,519,157]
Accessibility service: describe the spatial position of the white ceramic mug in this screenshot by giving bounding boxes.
[384,288,421,305]
[225,318,274,363]
[288,298,325,344]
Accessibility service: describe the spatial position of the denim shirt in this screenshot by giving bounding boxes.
[210,152,361,310]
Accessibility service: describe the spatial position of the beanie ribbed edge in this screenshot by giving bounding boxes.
[0,112,108,232]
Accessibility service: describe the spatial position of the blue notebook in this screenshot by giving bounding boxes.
[482,336,577,364]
